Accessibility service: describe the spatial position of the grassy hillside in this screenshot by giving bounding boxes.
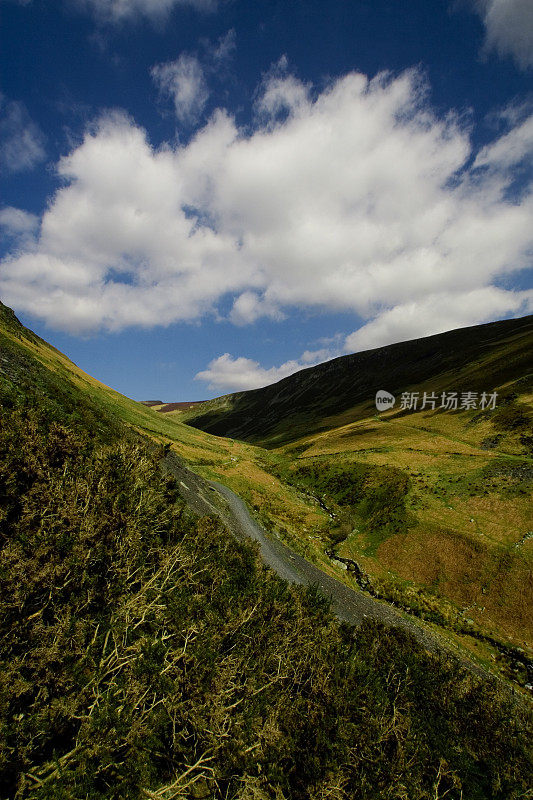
[0,300,261,460]
[266,364,533,667]
[184,314,533,447]
[165,315,533,682]
[0,376,531,799]
[0,301,331,564]
[1,301,532,798]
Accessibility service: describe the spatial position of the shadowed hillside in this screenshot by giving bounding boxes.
[1,301,532,798]
[185,315,533,447]
[173,313,533,678]
[0,300,237,453]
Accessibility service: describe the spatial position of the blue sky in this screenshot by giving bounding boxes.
[0,0,532,401]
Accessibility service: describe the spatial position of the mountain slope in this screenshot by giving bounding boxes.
[174,313,533,673]
[0,300,245,457]
[185,314,533,447]
[3,310,532,798]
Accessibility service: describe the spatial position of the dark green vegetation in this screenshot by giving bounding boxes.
[443,457,533,500]
[0,300,233,453]
[272,457,532,672]
[1,407,532,799]
[284,460,411,540]
[185,314,533,447]
[1,301,532,798]
[178,312,533,678]
[0,304,123,444]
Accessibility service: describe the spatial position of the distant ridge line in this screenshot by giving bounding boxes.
[184,313,533,446]
[157,401,204,413]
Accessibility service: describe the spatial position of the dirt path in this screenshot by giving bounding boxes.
[210,481,473,660]
[162,451,530,698]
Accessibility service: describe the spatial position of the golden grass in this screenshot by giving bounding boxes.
[82,370,533,654]
[9,316,533,663]
[276,391,533,652]
[442,495,531,546]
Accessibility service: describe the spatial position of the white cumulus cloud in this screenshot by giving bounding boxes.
[343,287,533,352]
[0,95,45,173]
[195,351,329,392]
[0,206,39,236]
[0,67,531,350]
[229,291,285,325]
[0,206,40,250]
[254,56,311,123]
[151,54,209,124]
[475,0,533,69]
[474,106,533,171]
[195,287,533,393]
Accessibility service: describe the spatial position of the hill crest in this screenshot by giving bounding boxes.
[184,314,533,446]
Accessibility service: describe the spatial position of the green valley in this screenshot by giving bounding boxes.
[178,315,533,684]
[0,301,531,799]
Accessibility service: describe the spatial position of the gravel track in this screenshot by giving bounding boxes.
[211,481,455,658]
[162,452,530,698]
